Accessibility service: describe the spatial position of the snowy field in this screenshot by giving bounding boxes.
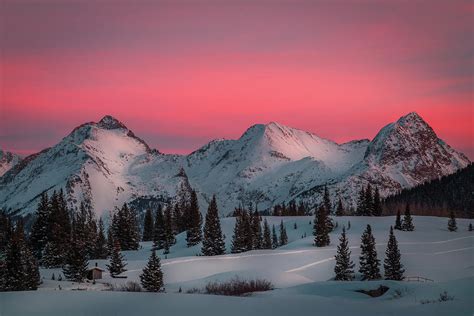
[1,216,473,316]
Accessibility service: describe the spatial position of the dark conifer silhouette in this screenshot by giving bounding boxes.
[140,249,164,292]
[383,226,404,280]
[202,195,226,256]
[334,227,354,281]
[359,224,381,280]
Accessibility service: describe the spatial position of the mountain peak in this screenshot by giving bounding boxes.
[97,115,127,130]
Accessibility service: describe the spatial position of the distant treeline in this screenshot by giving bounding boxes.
[383,164,474,218]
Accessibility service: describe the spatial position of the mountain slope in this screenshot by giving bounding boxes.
[0,149,21,177]
[0,113,470,217]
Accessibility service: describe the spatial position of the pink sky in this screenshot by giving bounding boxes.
[1,1,473,158]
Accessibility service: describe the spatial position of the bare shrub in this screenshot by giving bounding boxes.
[204,276,274,296]
[104,281,142,292]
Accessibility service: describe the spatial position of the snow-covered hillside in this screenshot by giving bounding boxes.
[0,113,469,216]
[1,216,472,316]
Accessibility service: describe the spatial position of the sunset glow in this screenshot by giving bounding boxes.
[1,1,472,157]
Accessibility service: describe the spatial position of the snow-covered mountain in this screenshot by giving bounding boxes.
[0,113,469,217]
[0,149,21,177]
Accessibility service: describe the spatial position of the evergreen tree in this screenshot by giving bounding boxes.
[63,226,88,282]
[0,210,12,253]
[323,185,332,215]
[164,206,175,248]
[202,195,226,256]
[251,209,263,249]
[30,192,51,259]
[2,221,40,291]
[262,219,272,249]
[153,207,166,250]
[186,190,202,247]
[314,205,330,247]
[402,203,414,231]
[383,226,404,280]
[335,198,345,216]
[372,187,382,216]
[106,223,115,257]
[140,249,164,292]
[469,223,473,232]
[356,187,366,216]
[271,225,279,249]
[447,210,457,232]
[364,184,374,216]
[115,203,140,251]
[107,240,127,277]
[231,209,252,253]
[279,220,288,246]
[359,224,381,280]
[334,227,354,281]
[142,209,154,242]
[94,218,108,259]
[394,210,402,230]
[85,204,98,259]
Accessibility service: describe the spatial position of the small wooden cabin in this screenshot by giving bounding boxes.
[87,266,104,280]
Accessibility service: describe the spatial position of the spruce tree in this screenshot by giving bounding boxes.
[140,249,164,292]
[186,190,202,247]
[262,219,272,249]
[142,209,154,242]
[364,184,374,216]
[231,210,251,253]
[202,195,226,256]
[63,227,88,282]
[383,226,404,280]
[106,224,115,257]
[356,187,366,216]
[323,185,332,215]
[334,227,354,281]
[372,187,382,216]
[336,198,345,216]
[251,209,263,249]
[314,205,330,247]
[447,210,457,232]
[85,205,98,259]
[30,192,51,259]
[402,203,414,231]
[164,206,175,248]
[279,220,288,246]
[153,207,166,250]
[107,240,127,277]
[359,224,381,280]
[271,225,279,249]
[469,223,473,232]
[94,218,108,259]
[394,210,402,230]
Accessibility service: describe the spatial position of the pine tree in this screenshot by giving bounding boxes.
[356,187,366,216]
[271,225,279,249]
[402,203,414,231]
[314,205,330,247]
[336,198,345,216]
[279,220,288,246]
[94,218,108,259]
[186,190,202,247]
[84,204,98,259]
[164,206,175,248]
[0,210,12,253]
[107,240,127,277]
[262,219,272,249]
[372,187,382,216]
[115,203,140,251]
[202,195,226,256]
[231,210,251,253]
[140,249,164,292]
[251,209,263,249]
[63,226,88,282]
[447,210,457,232]
[142,209,154,242]
[359,224,381,280]
[323,185,332,215]
[153,207,166,250]
[384,226,404,280]
[394,210,402,230]
[365,184,374,216]
[334,227,354,281]
[106,224,115,257]
[30,192,51,260]
[469,223,473,232]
